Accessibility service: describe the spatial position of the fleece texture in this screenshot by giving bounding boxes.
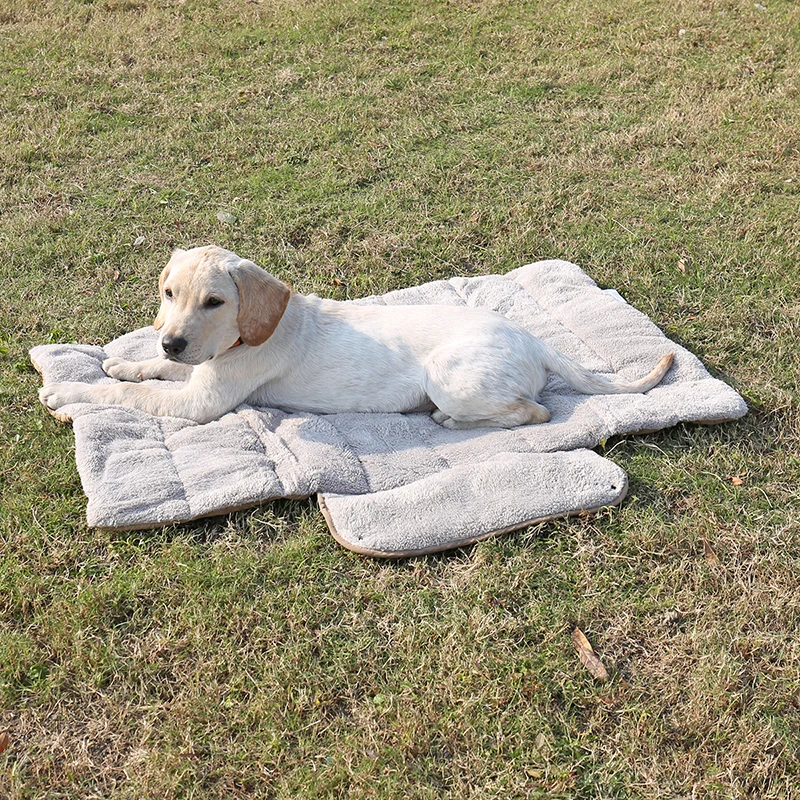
[30,260,747,556]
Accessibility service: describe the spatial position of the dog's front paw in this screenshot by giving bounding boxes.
[39,382,92,411]
[103,356,143,382]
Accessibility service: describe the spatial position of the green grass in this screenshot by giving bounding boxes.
[2,0,800,796]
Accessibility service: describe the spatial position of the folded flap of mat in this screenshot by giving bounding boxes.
[318,449,629,557]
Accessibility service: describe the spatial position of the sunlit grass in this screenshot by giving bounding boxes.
[2,1,799,797]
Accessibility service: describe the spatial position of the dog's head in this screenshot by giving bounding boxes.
[153,245,291,364]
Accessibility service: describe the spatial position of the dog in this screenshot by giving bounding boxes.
[39,245,674,427]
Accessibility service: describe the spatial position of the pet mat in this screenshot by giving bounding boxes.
[30,259,747,557]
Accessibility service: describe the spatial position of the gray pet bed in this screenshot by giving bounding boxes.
[30,259,747,557]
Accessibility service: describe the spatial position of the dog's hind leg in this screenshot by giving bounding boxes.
[433,398,551,430]
[425,340,551,429]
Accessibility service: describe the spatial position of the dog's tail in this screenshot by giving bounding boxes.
[542,345,674,395]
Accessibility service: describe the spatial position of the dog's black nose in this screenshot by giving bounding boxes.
[161,335,187,357]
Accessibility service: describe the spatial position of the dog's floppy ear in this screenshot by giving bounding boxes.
[153,263,172,330]
[230,259,291,346]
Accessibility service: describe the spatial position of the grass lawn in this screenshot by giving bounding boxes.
[2,0,800,796]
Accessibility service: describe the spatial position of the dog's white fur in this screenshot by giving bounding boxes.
[40,245,674,428]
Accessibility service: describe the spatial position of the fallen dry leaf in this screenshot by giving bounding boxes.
[703,539,720,564]
[677,259,686,273]
[524,767,543,778]
[571,627,609,682]
[0,731,9,755]
[731,476,744,486]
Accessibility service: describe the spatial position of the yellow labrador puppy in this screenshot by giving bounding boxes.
[40,245,673,427]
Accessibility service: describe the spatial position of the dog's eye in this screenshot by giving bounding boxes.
[164,288,173,298]
[206,297,224,307]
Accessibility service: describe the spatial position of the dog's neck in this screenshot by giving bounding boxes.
[221,294,311,379]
